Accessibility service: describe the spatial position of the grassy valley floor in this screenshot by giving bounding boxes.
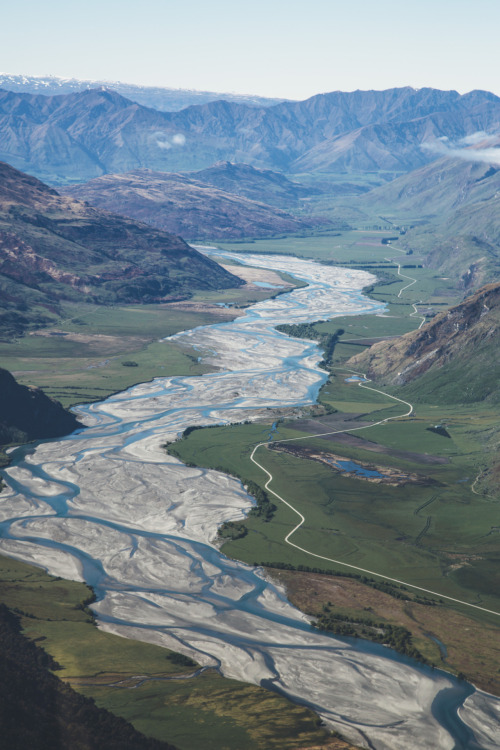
[2,230,499,746]
[164,235,500,695]
[167,386,500,695]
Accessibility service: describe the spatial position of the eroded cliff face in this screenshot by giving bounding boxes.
[348,281,500,402]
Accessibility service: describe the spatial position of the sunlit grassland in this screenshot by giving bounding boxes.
[0,555,190,679]
[0,303,223,407]
[167,388,500,622]
[272,569,500,695]
[1,266,308,409]
[218,230,400,262]
[0,339,212,409]
[77,673,330,750]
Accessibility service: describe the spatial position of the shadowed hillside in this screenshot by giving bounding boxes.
[0,603,177,750]
[0,367,81,467]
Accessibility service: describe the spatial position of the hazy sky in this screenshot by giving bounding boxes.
[1,0,499,100]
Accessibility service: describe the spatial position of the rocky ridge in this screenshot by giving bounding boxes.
[2,86,500,183]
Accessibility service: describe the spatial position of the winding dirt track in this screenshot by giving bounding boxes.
[250,372,500,617]
[250,250,500,618]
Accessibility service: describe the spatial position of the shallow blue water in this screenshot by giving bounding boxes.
[333,459,384,478]
[252,280,284,289]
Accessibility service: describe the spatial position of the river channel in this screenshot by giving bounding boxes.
[1,250,498,749]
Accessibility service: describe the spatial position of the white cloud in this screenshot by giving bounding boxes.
[155,138,172,150]
[459,131,491,146]
[150,130,187,150]
[423,132,500,165]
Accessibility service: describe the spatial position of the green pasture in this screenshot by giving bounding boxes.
[0,336,211,409]
[218,230,401,262]
[0,555,192,679]
[1,265,309,409]
[218,234,461,339]
[168,386,500,623]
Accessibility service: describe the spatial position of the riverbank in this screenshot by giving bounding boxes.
[0,553,337,750]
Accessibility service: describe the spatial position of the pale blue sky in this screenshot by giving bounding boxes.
[1,0,499,100]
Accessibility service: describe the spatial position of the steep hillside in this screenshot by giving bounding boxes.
[61,169,324,239]
[408,195,500,292]
[1,86,500,183]
[348,282,500,404]
[0,367,81,461]
[353,144,500,289]
[0,162,242,338]
[0,604,176,750]
[360,149,500,218]
[291,117,463,173]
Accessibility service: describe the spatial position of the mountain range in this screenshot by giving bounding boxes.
[1,85,500,183]
[0,161,241,338]
[0,73,284,111]
[61,165,323,239]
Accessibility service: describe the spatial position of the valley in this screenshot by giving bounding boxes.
[1,244,499,750]
[1,79,500,750]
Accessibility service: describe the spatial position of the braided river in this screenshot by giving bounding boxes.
[1,250,499,749]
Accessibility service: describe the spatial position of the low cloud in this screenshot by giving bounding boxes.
[155,138,171,150]
[151,131,187,150]
[423,132,500,165]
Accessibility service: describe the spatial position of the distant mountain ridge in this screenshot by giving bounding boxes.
[0,73,285,111]
[1,86,500,183]
[62,165,325,239]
